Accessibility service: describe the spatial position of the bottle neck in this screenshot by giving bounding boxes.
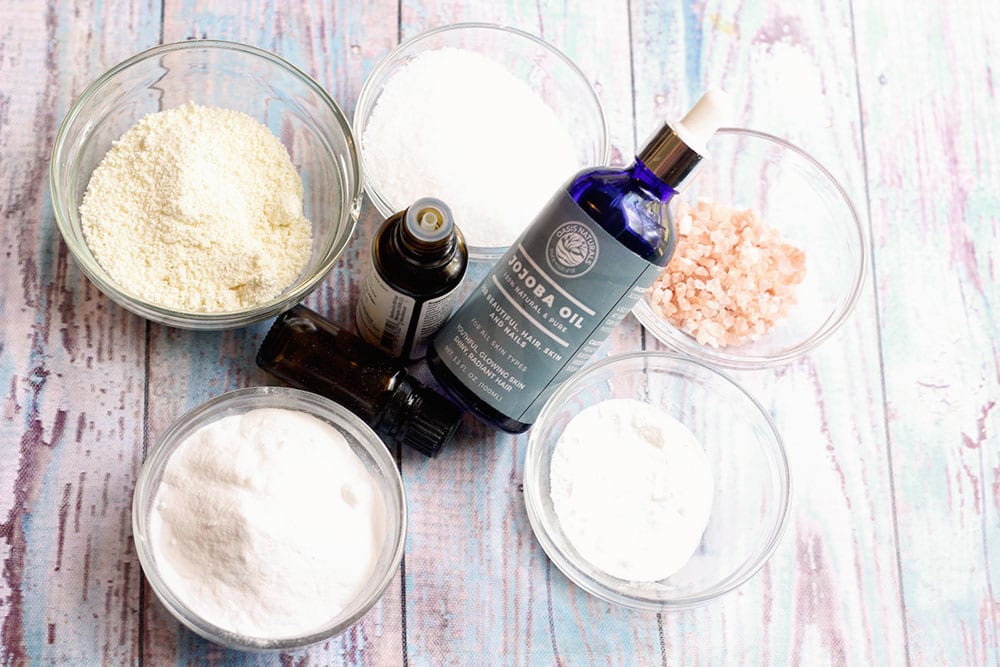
[628,158,678,202]
[377,375,418,436]
[635,122,704,191]
[395,221,455,263]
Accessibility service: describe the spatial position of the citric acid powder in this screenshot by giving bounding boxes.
[80,102,312,312]
[550,398,714,582]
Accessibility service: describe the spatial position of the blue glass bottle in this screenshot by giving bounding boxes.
[428,91,730,433]
[567,159,679,266]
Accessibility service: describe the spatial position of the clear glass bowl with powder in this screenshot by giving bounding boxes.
[523,352,791,611]
[132,386,407,651]
[632,129,868,368]
[50,40,362,329]
[354,23,610,262]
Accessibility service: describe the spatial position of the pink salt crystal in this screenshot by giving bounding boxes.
[646,199,807,348]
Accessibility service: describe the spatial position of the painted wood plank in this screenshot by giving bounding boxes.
[630,1,909,664]
[3,2,997,665]
[853,1,1000,664]
[140,2,403,665]
[0,0,160,664]
[392,2,662,665]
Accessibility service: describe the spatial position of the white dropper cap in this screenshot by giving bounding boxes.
[671,89,733,156]
[637,89,734,189]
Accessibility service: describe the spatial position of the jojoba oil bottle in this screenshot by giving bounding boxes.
[427,91,732,433]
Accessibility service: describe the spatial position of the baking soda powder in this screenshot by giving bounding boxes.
[150,408,385,639]
[549,398,714,582]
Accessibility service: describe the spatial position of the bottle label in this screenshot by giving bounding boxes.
[433,190,661,423]
[357,259,416,357]
[411,288,460,359]
[357,257,461,359]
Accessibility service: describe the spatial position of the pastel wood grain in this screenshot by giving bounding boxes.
[630,1,908,665]
[853,1,1000,664]
[0,0,997,665]
[0,1,160,664]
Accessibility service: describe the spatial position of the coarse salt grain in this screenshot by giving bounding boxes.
[361,48,579,250]
[648,200,806,348]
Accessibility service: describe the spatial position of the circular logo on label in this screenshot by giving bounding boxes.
[545,222,599,278]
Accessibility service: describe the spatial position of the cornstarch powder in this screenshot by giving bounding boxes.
[549,399,714,582]
[150,408,385,640]
[80,102,312,312]
[362,48,579,249]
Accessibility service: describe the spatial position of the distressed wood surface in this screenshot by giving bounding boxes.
[853,1,1000,664]
[0,2,160,665]
[632,2,908,665]
[0,1,996,665]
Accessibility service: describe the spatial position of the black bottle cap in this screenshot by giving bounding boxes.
[398,387,462,457]
[378,376,462,457]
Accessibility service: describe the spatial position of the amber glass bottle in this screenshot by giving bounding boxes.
[257,304,462,457]
[357,197,468,360]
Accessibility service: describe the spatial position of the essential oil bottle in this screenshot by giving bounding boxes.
[427,90,732,433]
[257,304,462,457]
[357,197,468,360]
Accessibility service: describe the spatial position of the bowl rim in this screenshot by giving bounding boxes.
[634,126,869,369]
[49,39,363,329]
[131,385,408,651]
[523,350,792,611]
[352,21,611,261]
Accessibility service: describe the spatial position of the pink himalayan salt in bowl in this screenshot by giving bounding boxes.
[649,199,807,348]
[633,129,867,369]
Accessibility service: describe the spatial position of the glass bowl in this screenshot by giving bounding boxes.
[353,23,610,262]
[524,352,790,611]
[132,386,407,651]
[632,128,867,368]
[50,40,362,329]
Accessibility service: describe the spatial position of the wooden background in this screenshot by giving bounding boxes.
[1,0,997,664]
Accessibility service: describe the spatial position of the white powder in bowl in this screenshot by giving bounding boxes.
[362,48,580,250]
[149,408,385,640]
[80,102,313,312]
[549,398,714,582]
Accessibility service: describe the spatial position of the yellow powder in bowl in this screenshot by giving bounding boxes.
[648,200,806,348]
[80,102,313,313]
